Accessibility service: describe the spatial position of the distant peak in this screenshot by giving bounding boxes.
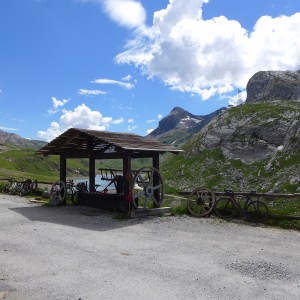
[170,107,186,114]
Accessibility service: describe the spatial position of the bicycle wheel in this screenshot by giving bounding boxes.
[19,179,33,196]
[245,200,268,223]
[66,184,74,204]
[10,182,22,195]
[71,192,79,205]
[2,178,16,193]
[214,197,240,219]
[187,188,216,217]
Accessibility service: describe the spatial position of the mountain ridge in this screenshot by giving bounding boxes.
[0,130,46,150]
[148,106,226,145]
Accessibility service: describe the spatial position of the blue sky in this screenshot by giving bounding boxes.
[0,0,299,141]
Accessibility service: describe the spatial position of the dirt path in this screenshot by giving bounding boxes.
[0,194,299,300]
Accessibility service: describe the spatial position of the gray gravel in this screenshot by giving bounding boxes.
[0,194,299,300]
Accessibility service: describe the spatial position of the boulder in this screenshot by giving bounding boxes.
[246,70,300,103]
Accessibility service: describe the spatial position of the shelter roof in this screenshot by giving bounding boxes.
[36,128,182,157]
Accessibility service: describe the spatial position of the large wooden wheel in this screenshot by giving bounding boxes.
[187,187,216,217]
[50,181,66,205]
[131,167,164,209]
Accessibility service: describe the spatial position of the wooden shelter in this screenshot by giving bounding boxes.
[37,128,182,212]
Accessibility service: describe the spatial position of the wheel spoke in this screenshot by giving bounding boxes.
[149,169,154,186]
[187,188,216,217]
[130,167,164,209]
[137,174,147,188]
[150,195,159,206]
[152,183,162,191]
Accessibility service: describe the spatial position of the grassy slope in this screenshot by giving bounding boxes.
[162,101,300,193]
[161,102,300,229]
[0,148,90,182]
[0,148,149,182]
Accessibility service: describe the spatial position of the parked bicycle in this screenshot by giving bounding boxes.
[2,178,17,194]
[2,178,33,196]
[66,181,88,205]
[214,189,269,223]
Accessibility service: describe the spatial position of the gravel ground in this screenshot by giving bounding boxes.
[0,194,299,300]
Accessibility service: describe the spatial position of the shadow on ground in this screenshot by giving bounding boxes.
[9,203,146,232]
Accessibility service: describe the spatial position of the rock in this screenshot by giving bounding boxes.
[246,70,300,103]
[194,102,300,163]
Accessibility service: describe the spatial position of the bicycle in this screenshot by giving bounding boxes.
[214,189,269,223]
[69,181,88,205]
[2,178,17,194]
[19,179,33,196]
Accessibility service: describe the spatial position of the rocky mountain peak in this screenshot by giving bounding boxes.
[170,107,186,114]
[246,70,300,103]
[148,106,225,145]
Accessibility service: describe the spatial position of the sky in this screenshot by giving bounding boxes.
[0,0,300,141]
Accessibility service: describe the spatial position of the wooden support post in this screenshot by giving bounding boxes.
[123,155,132,195]
[60,155,67,183]
[87,136,95,192]
[60,155,67,205]
[89,157,95,192]
[152,153,159,171]
[123,154,131,212]
[152,153,160,207]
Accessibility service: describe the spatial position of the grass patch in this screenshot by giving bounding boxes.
[266,218,300,230]
[171,205,188,216]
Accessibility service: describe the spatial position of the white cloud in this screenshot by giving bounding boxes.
[0,126,19,131]
[115,0,300,102]
[37,122,61,142]
[122,74,132,81]
[146,119,156,124]
[52,97,69,109]
[48,97,69,114]
[146,128,154,134]
[146,114,163,124]
[91,78,135,89]
[128,118,134,123]
[38,104,123,141]
[227,90,247,106]
[128,125,137,131]
[60,104,112,129]
[102,0,146,29]
[112,117,125,124]
[78,89,107,96]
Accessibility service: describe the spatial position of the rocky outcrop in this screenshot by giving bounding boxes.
[246,70,300,103]
[163,101,300,193]
[187,102,300,163]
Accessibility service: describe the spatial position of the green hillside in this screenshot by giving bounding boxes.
[0,147,149,183]
[0,148,90,182]
[161,101,300,194]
